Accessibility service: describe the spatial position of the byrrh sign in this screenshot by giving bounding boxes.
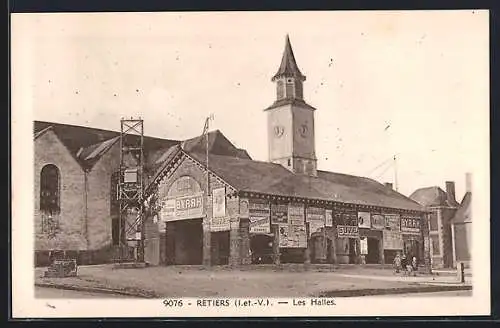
[160,192,204,222]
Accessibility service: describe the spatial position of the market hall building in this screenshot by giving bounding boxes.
[141,36,429,268]
[33,35,429,268]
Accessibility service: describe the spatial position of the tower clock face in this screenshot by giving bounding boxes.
[299,124,308,137]
[274,125,285,138]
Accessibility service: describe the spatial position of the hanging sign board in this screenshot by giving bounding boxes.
[271,203,288,224]
[306,206,325,222]
[278,224,289,247]
[212,187,226,218]
[249,199,270,234]
[383,230,403,249]
[325,209,333,227]
[384,214,401,231]
[160,193,204,222]
[371,214,385,230]
[358,212,371,228]
[401,216,421,234]
[337,225,359,238]
[288,203,305,226]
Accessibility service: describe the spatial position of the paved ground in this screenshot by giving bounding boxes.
[35,286,128,298]
[35,264,472,298]
[365,290,472,298]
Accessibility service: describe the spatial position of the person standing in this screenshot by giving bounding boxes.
[393,252,402,274]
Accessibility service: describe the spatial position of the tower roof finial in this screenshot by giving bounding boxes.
[272,34,306,82]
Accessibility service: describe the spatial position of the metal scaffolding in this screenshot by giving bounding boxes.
[117,117,145,263]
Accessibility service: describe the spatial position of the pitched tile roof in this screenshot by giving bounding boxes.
[452,192,472,223]
[181,129,251,160]
[186,152,424,212]
[34,121,250,171]
[409,186,458,207]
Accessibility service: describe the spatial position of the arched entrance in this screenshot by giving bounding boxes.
[159,176,205,265]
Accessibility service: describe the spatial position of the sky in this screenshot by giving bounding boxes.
[12,10,489,200]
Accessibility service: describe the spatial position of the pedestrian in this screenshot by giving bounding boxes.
[411,256,418,276]
[401,254,408,275]
[393,252,402,274]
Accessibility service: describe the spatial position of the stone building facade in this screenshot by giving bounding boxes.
[410,182,460,268]
[34,35,429,269]
[141,36,429,269]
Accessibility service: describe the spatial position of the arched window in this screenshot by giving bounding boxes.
[40,164,60,213]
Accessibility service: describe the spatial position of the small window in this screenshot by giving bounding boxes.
[40,164,60,213]
[287,159,291,167]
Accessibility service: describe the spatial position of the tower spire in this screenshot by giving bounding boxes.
[272,34,306,82]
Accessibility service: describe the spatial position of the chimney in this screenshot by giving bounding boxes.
[384,182,393,189]
[465,172,472,193]
[445,181,456,204]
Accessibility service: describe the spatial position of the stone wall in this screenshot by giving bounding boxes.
[34,130,87,252]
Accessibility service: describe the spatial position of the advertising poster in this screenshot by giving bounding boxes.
[384,213,401,231]
[383,230,404,249]
[212,187,226,218]
[271,203,288,224]
[288,225,307,248]
[325,209,333,227]
[309,220,324,237]
[278,224,289,247]
[401,216,421,234]
[159,198,176,222]
[249,216,270,234]
[306,206,325,222]
[248,199,270,234]
[371,214,385,230]
[358,212,371,228]
[211,217,230,232]
[288,203,305,226]
[341,211,358,226]
[239,198,249,218]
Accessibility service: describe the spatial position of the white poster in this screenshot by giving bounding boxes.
[358,212,371,228]
[325,209,333,227]
[212,187,226,218]
[360,237,368,255]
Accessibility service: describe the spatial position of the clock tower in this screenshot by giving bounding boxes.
[265,35,317,176]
